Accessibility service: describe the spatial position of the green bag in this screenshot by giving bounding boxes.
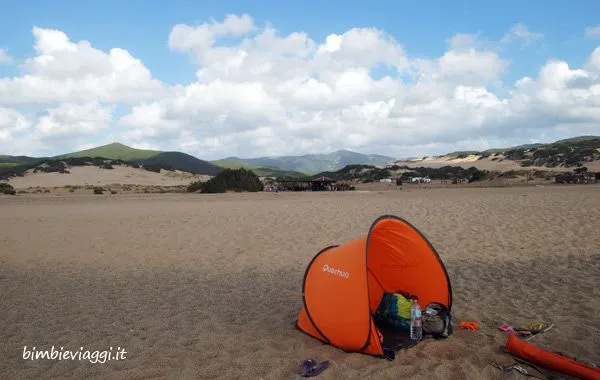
[375,292,413,330]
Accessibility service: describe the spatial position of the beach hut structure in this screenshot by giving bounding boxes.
[276,177,338,191]
[311,176,337,191]
[296,215,452,358]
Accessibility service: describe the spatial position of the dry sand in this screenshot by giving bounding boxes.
[395,155,578,172]
[1,186,599,379]
[3,165,210,188]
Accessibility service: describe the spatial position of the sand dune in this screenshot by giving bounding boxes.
[1,186,599,379]
[3,165,210,188]
[396,156,577,172]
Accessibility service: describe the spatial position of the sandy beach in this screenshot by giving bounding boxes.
[1,186,599,379]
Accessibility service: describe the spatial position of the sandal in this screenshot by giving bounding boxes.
[297,359,331,377]
[514,322,553,335]
[298,359,317,376]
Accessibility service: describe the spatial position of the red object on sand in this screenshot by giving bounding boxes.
[504,333,600,380]
[459,321,479,330]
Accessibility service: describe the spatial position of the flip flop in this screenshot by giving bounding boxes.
[515,322,553,335]
[298,359,317,376]
[297,359,331,377]
[306,361,330,377]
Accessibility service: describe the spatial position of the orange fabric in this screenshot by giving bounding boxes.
[459,321,480,330]
[362,318,384,356]
[297,305,327,343]
[367,269,386,313]
[301,238,373,352]
[297,215,451,358]
[505,333,600,380]
[367,218,451,311]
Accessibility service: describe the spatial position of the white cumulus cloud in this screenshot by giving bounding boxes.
[0,27,164,105]
[35,102,113,141]
[1,18,599,160]
[0,108,30,143]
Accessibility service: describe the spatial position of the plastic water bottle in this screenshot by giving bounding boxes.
[410,298,422,341]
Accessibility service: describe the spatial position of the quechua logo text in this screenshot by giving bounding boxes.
[322,264,350,278]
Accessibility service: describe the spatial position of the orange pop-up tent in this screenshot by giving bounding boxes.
[296,215,452,358]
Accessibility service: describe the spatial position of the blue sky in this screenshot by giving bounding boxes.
[3,0,598,83]
[1,0,599,158]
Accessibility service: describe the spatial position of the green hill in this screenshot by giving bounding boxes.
[58,142,222,175]
[0,155,45,166]
[135,151,222,175]
[59,142,160,161]
[211,158,257,171]
[553,135,600,144]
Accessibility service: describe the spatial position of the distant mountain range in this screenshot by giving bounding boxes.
[213,150,396,175]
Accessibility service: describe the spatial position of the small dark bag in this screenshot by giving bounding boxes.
[422,302,453,339]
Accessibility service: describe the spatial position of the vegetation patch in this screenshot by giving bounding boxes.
[0,155,209,181]
[188,168,263,193]
[399,166,490,182]
[0,183,16,195]
[313,165,391,182]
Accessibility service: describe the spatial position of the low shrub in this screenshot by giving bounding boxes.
[188,168,263,193]
[0,183,16,195]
